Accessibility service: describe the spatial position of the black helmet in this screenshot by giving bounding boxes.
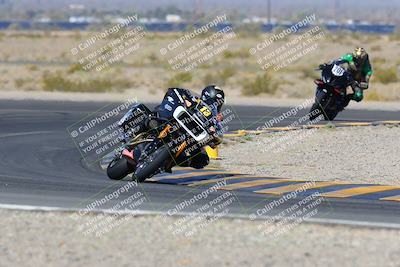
[201,85,225,112]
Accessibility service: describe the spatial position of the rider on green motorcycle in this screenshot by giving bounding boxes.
[340,47,373,104]
[320,47,373,107]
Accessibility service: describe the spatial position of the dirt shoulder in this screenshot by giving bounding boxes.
[0,209,399,267]
[219,125,400,185]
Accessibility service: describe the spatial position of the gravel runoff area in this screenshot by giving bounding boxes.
[220,125,400,185]
[1,209,400,267]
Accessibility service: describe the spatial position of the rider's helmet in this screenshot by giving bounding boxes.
[201,85,225,112]
[353,47,368,67]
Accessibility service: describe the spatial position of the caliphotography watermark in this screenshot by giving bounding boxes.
[161,180,238,238]
[70,181,148,238]
[253,98,324,153]
[256,98,314,131]
[67,98,141,164]
[159,14,237,72]
[71,14,147,72]
[145,96,235,168]
[249,14,326,71]
[249,181,326,239]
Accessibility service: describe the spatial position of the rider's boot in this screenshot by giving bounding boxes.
[188,151,210,169]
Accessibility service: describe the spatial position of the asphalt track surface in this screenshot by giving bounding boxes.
[1,99,400,228]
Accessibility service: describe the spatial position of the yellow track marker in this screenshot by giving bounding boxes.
[304,124,326,129]
[380,195,400,202]
[223,130,247,137]
[153,171,236,180]
[254,181,343,195]
[205,146,220,159]
[244,130,263,135]
[263,127,298,131]
[220,179,299,191]
[321,185,400,198]
[336,122,372,126]
[379,121,400,125]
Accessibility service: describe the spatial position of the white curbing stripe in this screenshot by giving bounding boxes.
[1,203,400,230]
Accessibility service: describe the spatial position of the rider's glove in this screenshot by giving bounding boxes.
[216,113,223,122]
[351,80,360,89]
[359,82,369,89]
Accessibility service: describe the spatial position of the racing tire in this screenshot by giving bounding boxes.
[311,97,339,121]
[309,103,323,121]
[134,146,171,183]
[320,98,338,121]
[324,110,338,121]
[107,156,135,180]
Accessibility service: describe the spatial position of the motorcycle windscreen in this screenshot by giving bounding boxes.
[173,106,209,142]
[117,103,149,134]
[322,65,349,89]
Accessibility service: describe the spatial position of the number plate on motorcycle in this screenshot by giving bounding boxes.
[331,64,345,76]
[173,106,209,142]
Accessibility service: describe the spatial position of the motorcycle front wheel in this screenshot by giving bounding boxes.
[324,109,338,121]
[309,102,322,121]
[134,146,171,182]
[310,95,338,121]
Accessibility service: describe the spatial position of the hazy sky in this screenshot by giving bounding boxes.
[1,0,399,23]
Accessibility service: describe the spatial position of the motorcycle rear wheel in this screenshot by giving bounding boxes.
[107,156,135,180]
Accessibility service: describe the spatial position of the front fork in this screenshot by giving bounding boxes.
[315,86,328,105]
